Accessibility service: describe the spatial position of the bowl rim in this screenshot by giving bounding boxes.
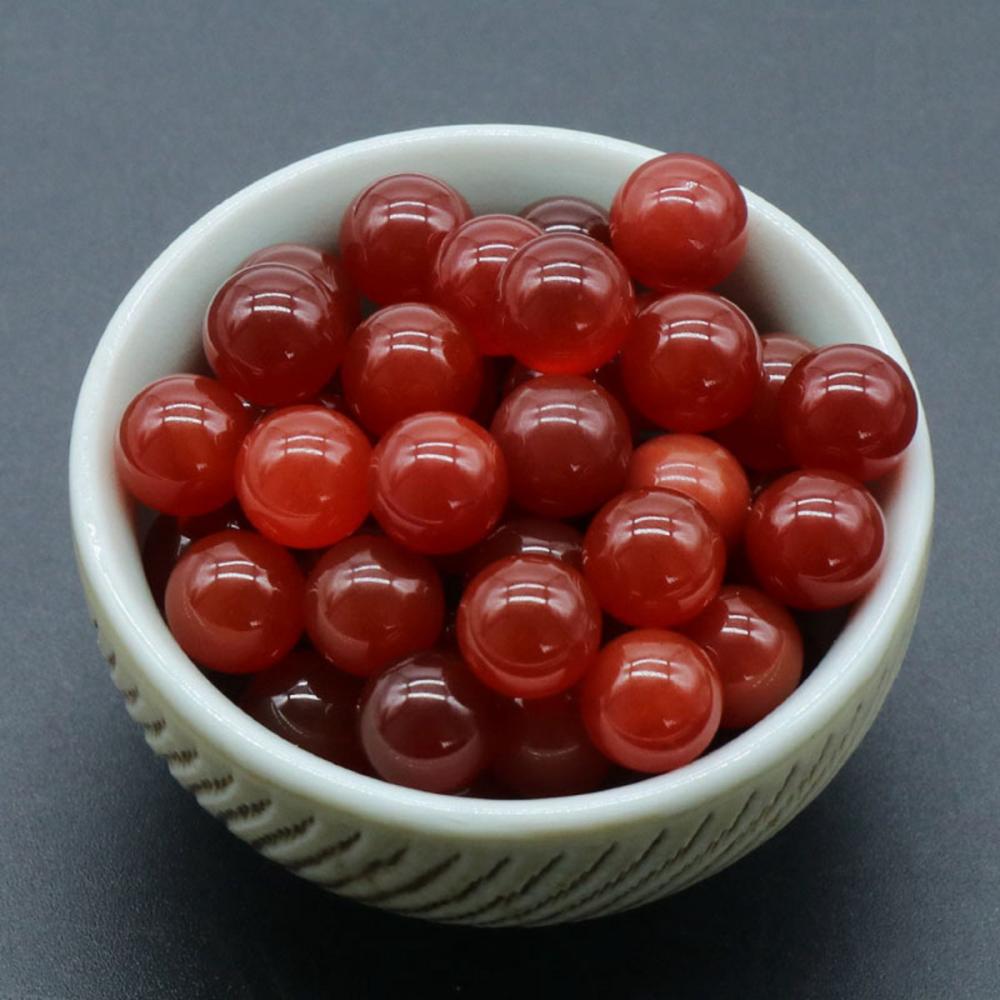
[69,123,934,840]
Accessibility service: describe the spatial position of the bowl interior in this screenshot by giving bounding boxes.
[70,125,933,831]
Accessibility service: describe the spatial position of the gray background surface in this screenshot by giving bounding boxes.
[1,1,998,997]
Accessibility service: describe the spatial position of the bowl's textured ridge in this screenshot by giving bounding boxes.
[89,554,923,925]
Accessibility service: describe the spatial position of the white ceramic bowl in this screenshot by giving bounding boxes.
[70,125,934,927]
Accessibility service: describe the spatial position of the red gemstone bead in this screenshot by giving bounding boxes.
[713,332,813,471]
[622,292,761,432]
[780,344,919,481]
[499,232,634,374]
[358,649,495,793]
[238,648,367,770]
[745,470,885,610]
[583,488,726,627]
[370,412,508,554]
[341,302,483,436]
[338,173,471,305]
[491,375,632,518]
[142,502,249,607]
[305,534,445,677]
[165,530,305,673]
[240,242,361,330]
[610,153,748,291]
[626,434,750,546]
[581,629,722,773]
[203,263,349,407]
[432,214,541,355]
[236,405,372,548]
[460,516,584,580]
[116,374,253,516]
[493,693,610,797]
[457,555,601,699]
[519,195,612,246]
[682,585,803,729]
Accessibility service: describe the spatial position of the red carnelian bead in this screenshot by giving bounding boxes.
[622,292,761,432]
[519,195,612,246]
[236,406,371,548]
[240,242,361,330]
[432,214,541,355]
[142,502,249,606]
[499,233,634,374]
[203,263,349,407]
[358,649,495,793]
[745,470,885,610]
[370,412,507,554]
[713,333,813,471]
[165,530,304,673]
[238,648,367,770]
[780,344,919,482]
[581,629,722,773]
[682,585,803,730]
[116,374,253,516]
[493,693,610,797]
[305,534,445,677]
[610,153,748,291]
[457,555,601,699]
[583,488,725,627]
[460,516,584,579]
[491,375,632,518]
[341,302,483,437]
[626,434,750,546]
[338,173,471,305]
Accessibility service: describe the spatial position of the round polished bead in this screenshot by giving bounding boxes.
[239,648,366,770]
[491,375,631,518]
[305,534,445,677]
[610,152,747,291]
[116,374,253,516]
[745,470,885,610]
[165,530,305,673]
[370,412,508,554]
[519,195,612,246]
[713,332,813,471]
[621,292,761,432]
[581,629,722,773]
[780,344,919,481]
[460,516,584,580]
[142,502,249,607]
[432,214,541,355]
[682,585,803,729]
[338,173,471,305]
[341,302,483,436]
[240,242,361,330]
[203,263,349,407]
[457,555,602,699]
[493,693,610,797]
[626,434,750,546]
[583,488,726,627]
[358,649,495,793]
[499,232,634,374]
[236,405,372,548]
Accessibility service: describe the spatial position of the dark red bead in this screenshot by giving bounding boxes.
[358,649,495,793]
[239,649,367,770]
[339,173,471,305]
[519,195,612,246]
